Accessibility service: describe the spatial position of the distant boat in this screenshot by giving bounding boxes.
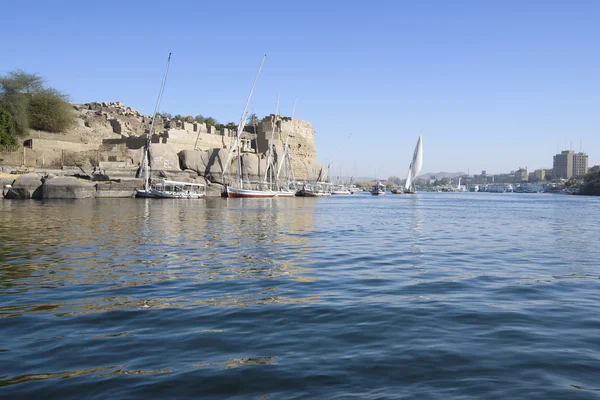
[404,135,423,194]
[136,53,206,199]
[298,182,331,197]
[331,185,351,195]
[371,181,386,195]
[222,55,276,198]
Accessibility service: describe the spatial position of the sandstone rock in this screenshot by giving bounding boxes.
[150,143,180,171]
[4,173,43,199]
[240,153,269,183]
[42,177,96,199]
[179,148,232,183]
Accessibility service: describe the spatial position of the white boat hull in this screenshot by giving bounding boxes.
[226,186,277,198]
[276,190,296,197]
[136,189,205,199]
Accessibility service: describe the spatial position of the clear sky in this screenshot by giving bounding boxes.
[2,0,598,177]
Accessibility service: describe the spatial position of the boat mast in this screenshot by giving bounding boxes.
[222,55,267,186]
[139,52,171,191]
[264,94,279,188]
[277,100,296,187]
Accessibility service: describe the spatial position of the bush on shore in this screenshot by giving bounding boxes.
[0,70,76,140]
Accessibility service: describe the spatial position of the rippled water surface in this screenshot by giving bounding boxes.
[1,193,600,399]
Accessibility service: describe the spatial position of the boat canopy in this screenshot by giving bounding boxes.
[161,180,205,187]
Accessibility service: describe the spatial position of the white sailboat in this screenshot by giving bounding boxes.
[223,55,277,198]
[404,135,423,194]
[136,53,205,199]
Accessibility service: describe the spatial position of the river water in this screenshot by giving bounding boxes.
[1,193,600,399]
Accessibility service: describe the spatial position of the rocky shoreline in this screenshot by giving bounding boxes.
[0,100,326,199]
[0,167,229,200]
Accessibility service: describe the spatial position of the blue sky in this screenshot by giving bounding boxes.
[2,0,598,177]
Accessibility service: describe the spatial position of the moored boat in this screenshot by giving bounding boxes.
[136,54,205,199]
[371,181,386,195]
[298,182,331,197]
[226,186,276,198]
[221,55,275,199]
[331,185,351,195]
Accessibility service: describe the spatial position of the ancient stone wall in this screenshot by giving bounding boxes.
[255,115,318,181]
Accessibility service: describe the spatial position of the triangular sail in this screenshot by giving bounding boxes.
[411,135,423,179]
[404,135,423,192]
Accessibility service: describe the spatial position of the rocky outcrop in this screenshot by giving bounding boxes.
[42,177,96,199]
[179,148,230,183]
[150,143,180,171]
[4,174,43,199]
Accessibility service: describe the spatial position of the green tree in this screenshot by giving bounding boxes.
[247,113,258,124]
[194,114,205,123]
[204,116,218,126]
[173,114,182,121]
[0,104,17,147]
[0,70,75,136]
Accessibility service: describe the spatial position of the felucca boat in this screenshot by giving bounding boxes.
[136,53,206,199]
[223,55,277,198]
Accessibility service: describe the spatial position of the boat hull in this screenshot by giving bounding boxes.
[331,191,351,195]
[299,191,331,197]
[226,186,277,198]
[404,191,416,195]
[276,190,296,197]
[136,190,156,198]
[136,189,205,199]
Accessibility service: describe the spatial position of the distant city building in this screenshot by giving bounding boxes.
[481,170,487,176]
[534,168,546,181]
[573,152,589,177]
[553,150,588,179]
[516,167,528,182]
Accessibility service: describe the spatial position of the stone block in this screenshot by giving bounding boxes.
[42,176,96,199]
[95,179,143,198]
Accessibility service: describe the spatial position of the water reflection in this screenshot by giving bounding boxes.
[0,198,319,319]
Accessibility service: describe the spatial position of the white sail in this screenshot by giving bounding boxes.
[404,135,423,192]
[411,135,423,178]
